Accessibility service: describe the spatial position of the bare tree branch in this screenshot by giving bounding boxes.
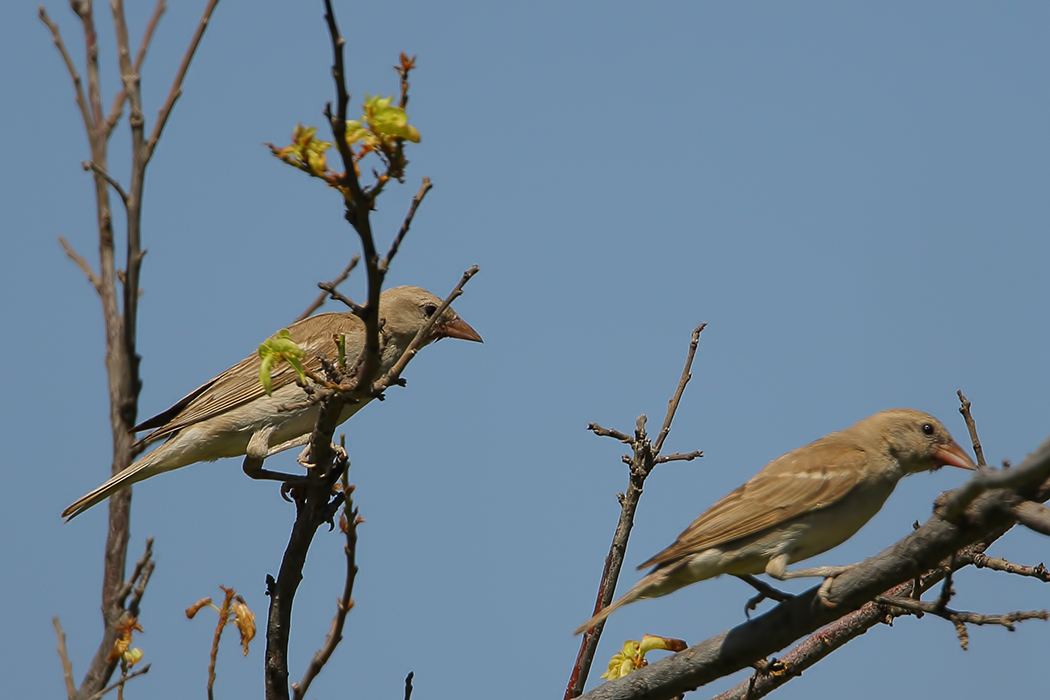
[565,325,706,700]
[82,665,151,700]
[1013,500,1050,536]
[378,177,432,273]
[145,0,220,161]
[59,236,102,292]
[957,390,988,469]
[295,255,360,322]
[973,553,1050,582]
[54,617,76,700]
[291,477,360,700]
[104,0,166,134]
[42,1,217,697]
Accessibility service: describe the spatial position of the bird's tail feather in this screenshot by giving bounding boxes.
[574,573,659,635]
[62,450,165,521]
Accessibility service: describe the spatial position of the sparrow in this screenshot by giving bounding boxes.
[63,285,482,520]
[575,409,975,634]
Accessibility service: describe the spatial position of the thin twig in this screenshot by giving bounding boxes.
[145,0,220,161]
[118,537,155,612]
[404,672,415,700]
[83,161,130,206]
[656,450,704,464]
[82,665,151,700]
[973,553,1050,581]
[653,324,705,454]
[59,235,102,291]
[295,255,360,322]
[38,8,93,135]
[877,594,1048,650]
[565,325,706,699]
[321,0,365,207]
[379,177,432,273]
[957,391,987,469]
[317,283,365,316]
[588,424,635,444]
[54,617,76,700]
[205,588,236,700]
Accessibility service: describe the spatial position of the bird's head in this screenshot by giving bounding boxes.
[379,285,483,348]
[868,408,976,475]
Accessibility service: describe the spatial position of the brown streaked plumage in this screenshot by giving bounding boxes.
[575,409,975,634]
[63,286,482,520]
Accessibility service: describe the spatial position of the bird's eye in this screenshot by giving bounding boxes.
[922,423,934,436]
[423,303,438,318]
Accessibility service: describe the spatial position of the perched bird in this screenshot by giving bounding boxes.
[63,285,482,520]
[575,409,975,634]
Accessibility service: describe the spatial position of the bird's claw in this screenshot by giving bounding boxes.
[817,575,840,607]
[736,574,794,619]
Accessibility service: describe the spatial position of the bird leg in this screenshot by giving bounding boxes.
[266,434,311,458]
[734,574,794,618]
[241,428,308,484]
[764,554,854,607]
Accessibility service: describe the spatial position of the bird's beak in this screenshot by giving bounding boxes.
[438,317,483,343]
[933,441,977,470]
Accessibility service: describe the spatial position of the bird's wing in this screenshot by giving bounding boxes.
[134,313,363,443]
[639,440,868,569]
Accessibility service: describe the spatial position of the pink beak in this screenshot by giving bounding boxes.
[438,317,483,343]
[934,441,977,470]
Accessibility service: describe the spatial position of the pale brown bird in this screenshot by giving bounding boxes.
[575,409,975,634]
[63,286,482,520]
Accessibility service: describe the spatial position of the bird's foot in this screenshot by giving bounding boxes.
[296,443,348,471]
[735,575,795,619]
[815,566,854,607]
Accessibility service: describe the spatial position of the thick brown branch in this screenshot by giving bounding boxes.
[1013,500,1050,536]
[712,539,1003,700]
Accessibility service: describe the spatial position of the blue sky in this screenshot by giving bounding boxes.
[2,1,1048,698]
